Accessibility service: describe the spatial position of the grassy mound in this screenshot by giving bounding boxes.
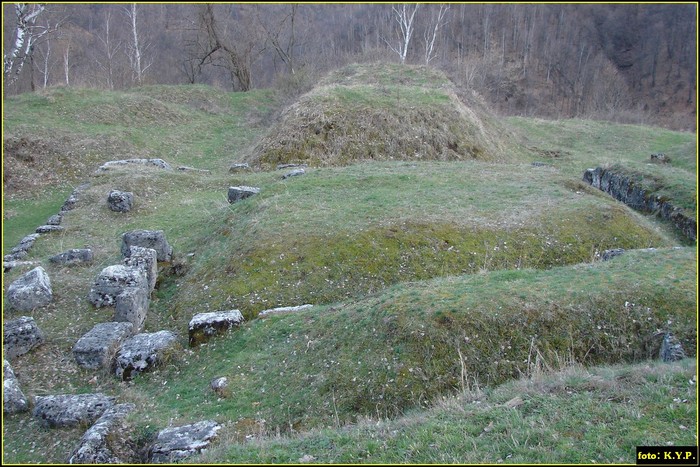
[161,161,674,319]
[246,63,519,168]
[2,85,276,198]
[122,248,698,434]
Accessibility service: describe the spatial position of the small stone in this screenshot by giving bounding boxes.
[229,163,250,173]
[210,377,230,398]
[660,333,686,362]
[282,168,305,179]
[601,248,625,261]
[36,225,64,233]
[46,214,63,225]
[49,249,94,266]
[227,186,260,204]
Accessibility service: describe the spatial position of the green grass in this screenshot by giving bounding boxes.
[507,117,697,215]
[2,85,276,199]
[2,65,697,465]
[2,186,72,253]
[195,359,696,464]
[89,248,697,435]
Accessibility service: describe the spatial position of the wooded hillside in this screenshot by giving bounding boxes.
[3,3,696,130]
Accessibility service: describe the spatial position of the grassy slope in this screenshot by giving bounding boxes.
[508,117,697,215]
[196,359,697,464]
[2,64,697,464]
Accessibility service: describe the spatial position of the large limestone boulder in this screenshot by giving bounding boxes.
[114,287,150,333]
[188,310,245,346]
[49,249,94,266]
[3,359,29,414]
[4,316,45,358]
[148,420,222,463]
[123,246,157,292]
[68,403,137,464]
[107,190,134,213]
[121,230,172,262]
[73,322,134,370]
[33,393,116,428]
[88,265,148,308]
[7,266,53,312]
[115,331,179,381]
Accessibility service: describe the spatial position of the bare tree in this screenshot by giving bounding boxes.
[423,4,449,65]
[257,4,299,75]
[383,3,420,64]
[196,3,258,91]
[94,7,122,89]
[3,3,55,87]
[123,3,152,85]
[34,16,54,87]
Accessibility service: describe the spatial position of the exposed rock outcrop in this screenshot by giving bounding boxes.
[73,322,135,370]
[583,167,696,241]
[7,266,53,312]
[148,420,221,463]
[3,316,45,358]
[33,393,116,428]
[3,359,29,414]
